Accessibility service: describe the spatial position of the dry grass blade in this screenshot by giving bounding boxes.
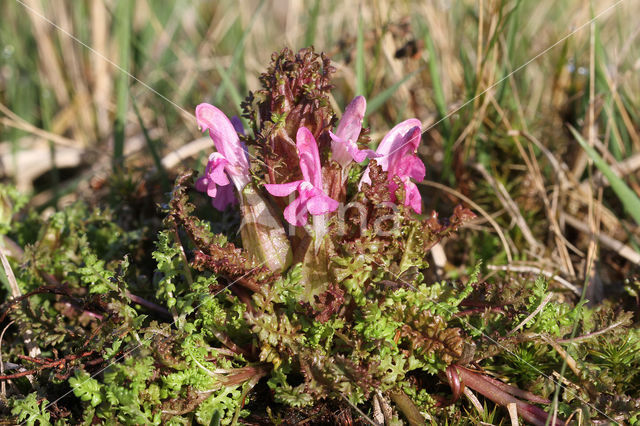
[0,320,15,397]
[0,103,78,148]
[508,293,554,335]
[490,93,577,277]
[474,163,543,252]
[486,264,581,295]
[561,213,640,264]
[0,245,40,358]
[420,180,514,263]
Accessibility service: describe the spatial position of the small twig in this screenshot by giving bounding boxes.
[339,392,378,426]
[561,213,640,265]
[419,180,514,263]
[126,292,171,319]
[463,387,484,417]
[487,264,581,295]
[0,321,14,398]
[0,247,40,358]
[507,402,519,426]
[474,163,543,252]
[556,320,626,343]
[507,293,554,336]
[545,338,580,379]
[160,137,210,170]
[542,335,598,399]
[17,354,53,364]
[579,152,640,192]
[0,103,79,148]
[453,306,506,318]
[0,350,96,381]
[0,284,75,324]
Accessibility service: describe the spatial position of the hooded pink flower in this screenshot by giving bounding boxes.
[194,103,250,210]
[265,127,339,226]
[360,119,425,214]
[329,96,377,169]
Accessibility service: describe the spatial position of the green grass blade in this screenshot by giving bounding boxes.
[418,20,453,183]
[215,64,250,131]
[366,68,421,116]
[496,0,523,104]
[570,126,640,226]
[130,98,169,192]
[421,25,449,134]
[113,0,133,170]
[39,85,60,205]
[505,0,523,61]
[355,10,365,97]
[214,0,266,105]
[604,100,625,160]
[304,0,321,47]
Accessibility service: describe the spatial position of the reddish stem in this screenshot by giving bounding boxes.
[452,307,506,317]
[452,365,564,426]
[0,351,97,380]
[126,292,171,318]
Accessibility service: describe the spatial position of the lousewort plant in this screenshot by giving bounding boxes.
[5,47,638,425]
[178,47,562,424]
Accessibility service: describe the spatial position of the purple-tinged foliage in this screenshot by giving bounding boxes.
[245,48,336,189]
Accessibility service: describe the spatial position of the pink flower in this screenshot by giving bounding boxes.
[329,96,377,169]
[360,119,425,214]
[195,153,239,210]
[194,103,250,210]
[265,127,339,226]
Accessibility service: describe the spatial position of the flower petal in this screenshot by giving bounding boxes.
[296,127,323,188]
[283,196,309,226]
[404,125,422,152]
[359,165,373,188]
[374,119,422,170]
[347,143,378,164]
[330,131,378,169]
[405,155,426,181]
[306,193,339,215]
[211,184,237,211]
[230,116,245,135]
[195,175,209,193]
[390,153,426,183]
[265,180,303,197]
[195,103,249,172]
[403,180,422,214]
[329,132,352,168]
[335,95,366,143]
[208,153,231,186]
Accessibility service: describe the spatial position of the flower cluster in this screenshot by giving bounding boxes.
[194,48,427,273]
[196,102,425,221]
